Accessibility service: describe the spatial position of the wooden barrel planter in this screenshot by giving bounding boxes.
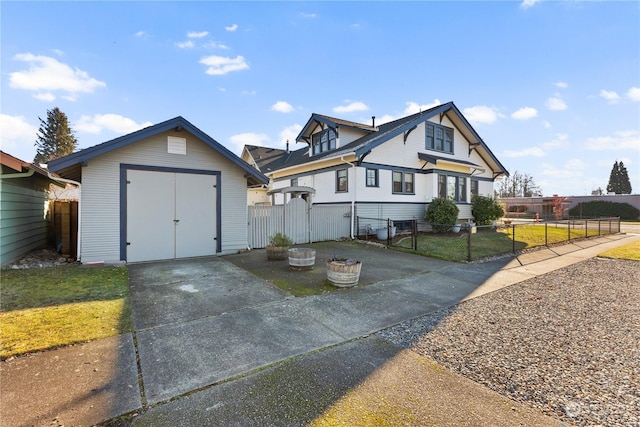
[288,248,316,270]
[326,259,362,287]
[266,245,288,261]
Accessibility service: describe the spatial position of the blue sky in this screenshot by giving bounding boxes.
[1,0,638,197]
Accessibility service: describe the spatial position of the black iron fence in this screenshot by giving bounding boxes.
[356,216,621,262]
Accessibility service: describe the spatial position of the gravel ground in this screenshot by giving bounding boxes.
[378,257,640,427]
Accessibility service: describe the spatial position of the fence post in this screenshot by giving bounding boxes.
[467,226,472,262]
[585,219,588,238]
[512,224,516,253]
[387,218,392,245]
[412,219,418,251]
[568,220,571,242]
[545,223,548,246]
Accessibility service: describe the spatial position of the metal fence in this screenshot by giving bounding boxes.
[356,216,621,262]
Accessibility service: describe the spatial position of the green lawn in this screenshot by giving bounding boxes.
[396,223,611,262]
[598,240,640,261]
[0,266,132,359]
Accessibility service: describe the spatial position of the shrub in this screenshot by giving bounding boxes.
[472,195,505,225]
[425,198,460,232]
[268,232,293,247]
[568,201,640,220]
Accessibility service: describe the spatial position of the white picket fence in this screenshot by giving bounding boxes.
[248,200,351,249]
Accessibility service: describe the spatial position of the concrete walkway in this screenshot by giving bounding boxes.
[1,233,636,426]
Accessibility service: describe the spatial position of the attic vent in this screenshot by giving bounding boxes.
[168,136,186,155]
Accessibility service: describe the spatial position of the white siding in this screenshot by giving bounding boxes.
[338,127,368,146]
[80,131,249,263]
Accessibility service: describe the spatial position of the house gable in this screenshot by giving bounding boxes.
[48,116,268,186]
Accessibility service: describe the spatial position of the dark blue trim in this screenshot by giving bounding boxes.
[119,163,222,261]
[49,116,268,185]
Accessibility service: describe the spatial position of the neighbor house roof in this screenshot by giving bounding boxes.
[253,102,509,178]
[47,116,269,185]
[0,150,60,182]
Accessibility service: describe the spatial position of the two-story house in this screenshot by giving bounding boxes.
[242,101,508,233]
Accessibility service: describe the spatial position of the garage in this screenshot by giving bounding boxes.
[48,116,268,264]
[125,169,218,263]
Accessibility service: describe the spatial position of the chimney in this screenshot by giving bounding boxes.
[372,116,376,128]
[286,140,289,153]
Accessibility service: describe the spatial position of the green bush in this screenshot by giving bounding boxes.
[569,201,640,220]
[425,198,460,233]
[268,232,293,247]
[472,195,505,225]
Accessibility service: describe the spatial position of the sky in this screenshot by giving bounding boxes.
[1,0,639,197]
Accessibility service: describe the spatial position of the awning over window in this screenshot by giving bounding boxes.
[418,152,486,175]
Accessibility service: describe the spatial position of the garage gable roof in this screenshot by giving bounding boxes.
[48,116,269,185]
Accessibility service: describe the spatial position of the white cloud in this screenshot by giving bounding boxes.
[188,31,209,38]
[546,96,567,111]
[242,90,257,96]
[300,13,317,18]
[229,132,270,154]
[75,114,152,135]
[599,89,620,103]
[541,159,588,178]
[271,101,294,113]
[520,0,541,9]
[333,100,369,114]
[463,105,500,124]
[199,55,249,75]
[279,124,303,147]
[135,31,146,38]
[502,147,545,158]
[176,40,194,49]
[34,92,56,102]
[511,107,538,120]
[225,24,238,32]
[0,114,37,153]
[203,41,229,50]
[585,130,640,151]
[626,87,640,102]
[377,100,442,124]
[554,81,568,89]
[542,133,569,149]
[543,120,552,129]
[9,53,106,100]
[51,49,64,57]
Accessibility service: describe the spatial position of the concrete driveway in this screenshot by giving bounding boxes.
[127,242,487,405]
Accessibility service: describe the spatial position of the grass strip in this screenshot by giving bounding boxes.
[0,266,132,359]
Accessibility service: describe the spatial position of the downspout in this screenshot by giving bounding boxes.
[340,156,357,239]
[46,172,82,263]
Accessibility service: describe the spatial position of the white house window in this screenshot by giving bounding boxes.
[291,177,298,186]
[336,168,348,192]
[470,179,479,197]
[312,128,337,155]
[393,171,414,194]
[439,173,466,202]
[425,123,453,154]
[366,168,378,187]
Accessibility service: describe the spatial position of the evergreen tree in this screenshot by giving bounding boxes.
[606,161,620,194]
[34,107,78,164]
[618,161,632,194]
[606,161,632,194]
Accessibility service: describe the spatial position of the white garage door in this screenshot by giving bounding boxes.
[126,169,217,262]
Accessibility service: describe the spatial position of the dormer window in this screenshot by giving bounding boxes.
[312,128,337,155]
[425,123,453,154]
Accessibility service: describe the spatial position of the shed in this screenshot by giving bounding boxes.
[1,151,62,265]
[48,116,268,264]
